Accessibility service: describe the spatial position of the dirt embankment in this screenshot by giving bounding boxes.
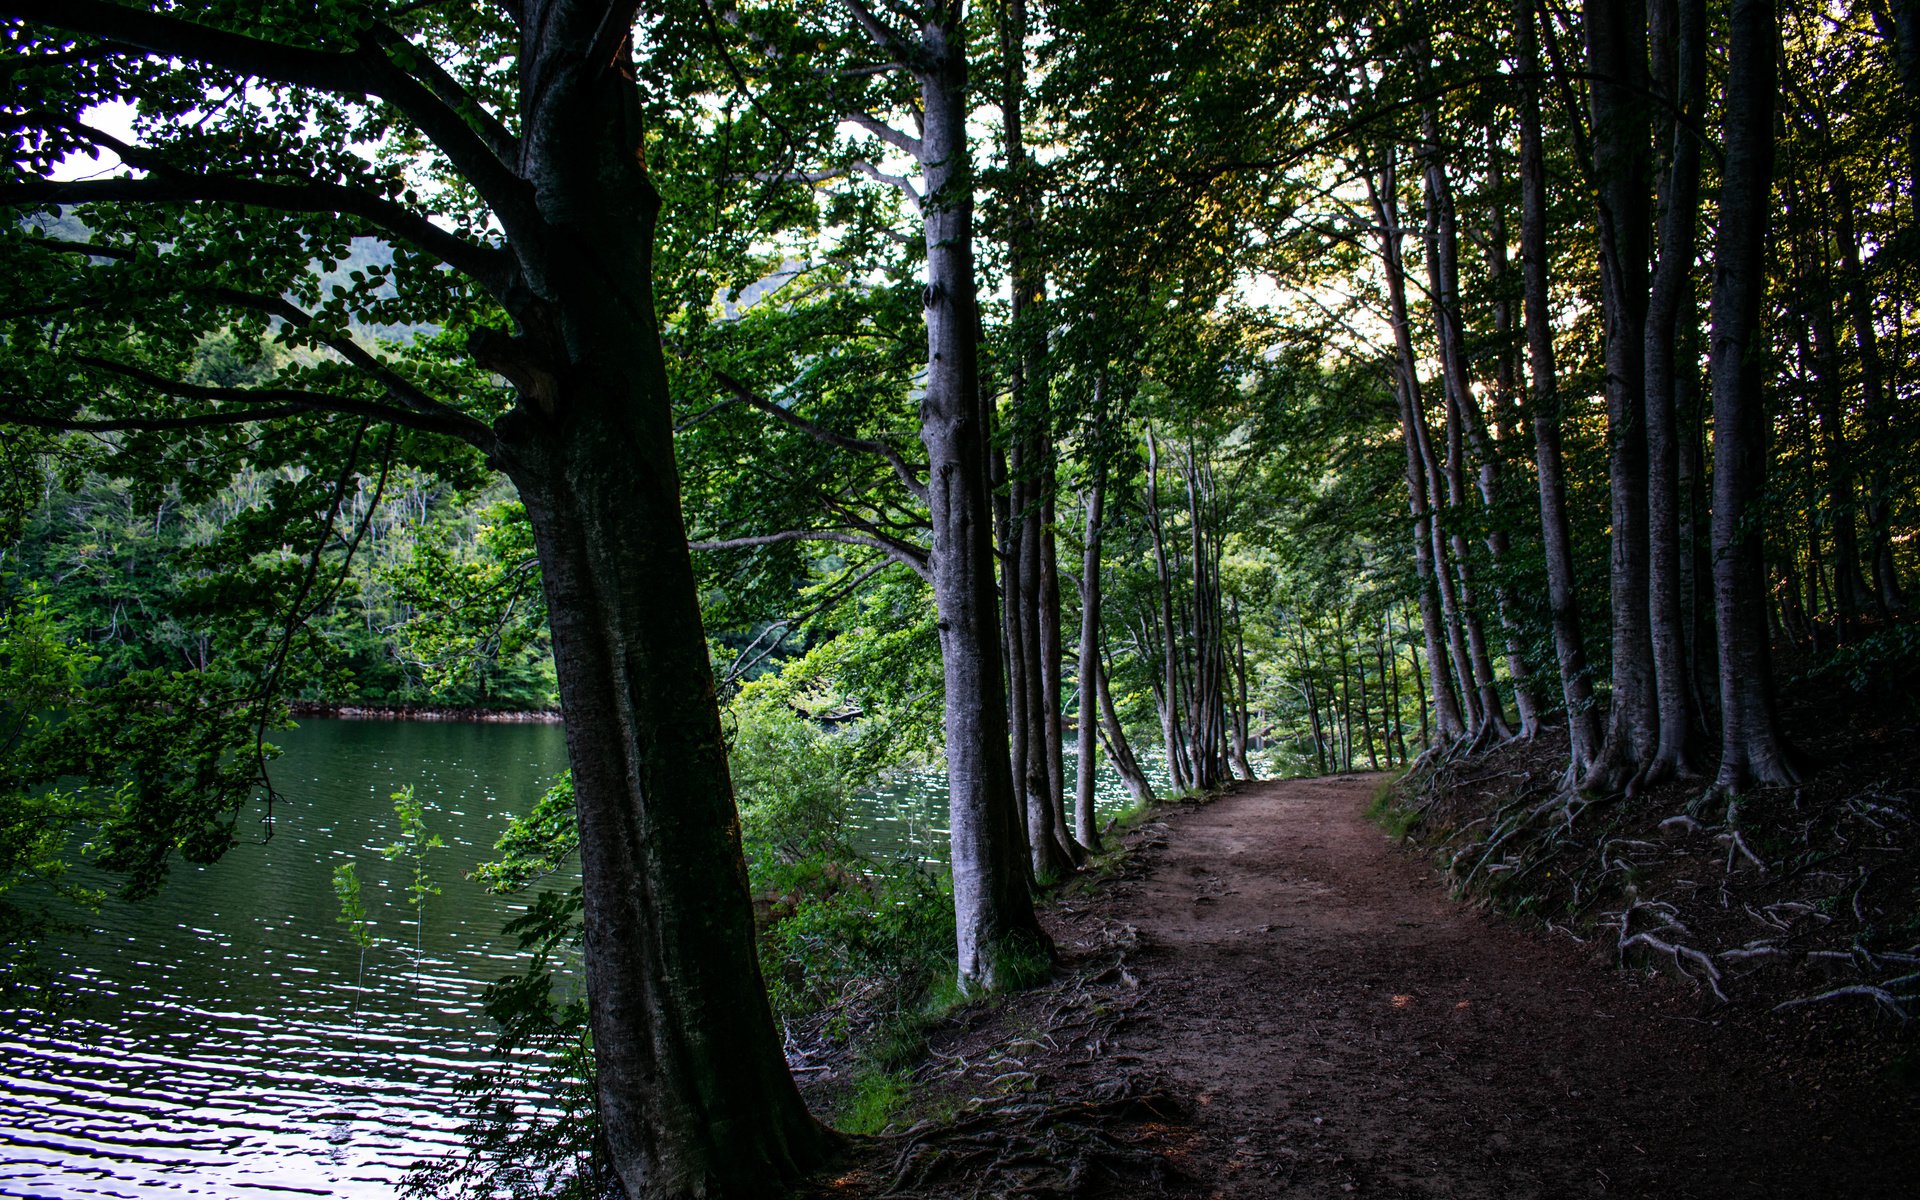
[816,776,1920,1198]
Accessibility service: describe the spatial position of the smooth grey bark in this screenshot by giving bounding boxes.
[1144,430,1193,791]
[1584,0,1659,791]
[1481,123,1548,738]
[1075,469,1106,849]
[1709,0,1799,794]
[1418,105,1516,743]
[1094,639,1158,804]
[1644,0,1707,782]
[892,6,1049,984]
[1518,0,1604,773]
[1364,151,1467,746]
[998,0,1076,874]
[1229,603,1255,781]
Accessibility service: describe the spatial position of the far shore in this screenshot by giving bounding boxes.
[290,700,563,724]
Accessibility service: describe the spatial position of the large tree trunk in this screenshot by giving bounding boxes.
[915,21,1049,984]
[1710,0,1798,794]
[480,16,830,1192]
[1643,0,1707,782]
[1585,0,1659,791]
[1517,0,1603,775]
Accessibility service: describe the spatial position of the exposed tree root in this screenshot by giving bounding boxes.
[1385,735,1920,1019]
[874,1087,1189,1199]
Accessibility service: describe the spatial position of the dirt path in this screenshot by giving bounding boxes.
[1002,776,1918,1198]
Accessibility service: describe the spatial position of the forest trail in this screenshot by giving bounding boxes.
[1021,775,1917,1199]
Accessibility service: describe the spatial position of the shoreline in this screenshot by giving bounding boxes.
[289,700,562,724]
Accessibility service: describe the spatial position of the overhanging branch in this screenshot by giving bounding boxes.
[690,528,930,581]
[713,369,929,505]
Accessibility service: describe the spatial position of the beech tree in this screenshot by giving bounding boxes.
[0,2,828,1195]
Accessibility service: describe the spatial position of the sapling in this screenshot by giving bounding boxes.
[332,862,373,1014]
[382,785,443,992]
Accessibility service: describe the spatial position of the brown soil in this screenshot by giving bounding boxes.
[817,775,1920,1198]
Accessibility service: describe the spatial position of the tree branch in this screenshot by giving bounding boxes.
[9,355,488,439]
[842,109,923,157]
[713,369,929,504]
[0,397,319,433]
[690,528,930,580]
[836,0,916,61]
[1,0,536,240]
[852,160,923,210]
[1,174,510,292]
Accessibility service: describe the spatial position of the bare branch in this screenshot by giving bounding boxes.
[842,109,923,157]
[852,160,923,210]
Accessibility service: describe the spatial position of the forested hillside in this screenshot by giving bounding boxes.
[2,0,1916,1197]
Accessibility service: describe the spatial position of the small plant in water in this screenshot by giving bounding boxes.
[332,862,374,1014]
[382,784,443,990]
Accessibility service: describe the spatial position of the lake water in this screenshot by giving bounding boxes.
[0,719,1150,1199]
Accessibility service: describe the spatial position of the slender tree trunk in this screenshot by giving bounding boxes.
[914,25,1049,984]
[1797,231,1871,635]
[1407,606,1430,750]
[1828,166,1905,612]
[1419,104,1515,741]
[1229,603,1255,780]
[1382,615,1407,765]
[1357,616,1379,771]
[1585,0,1659,791]
[1039,490,1076,854]
[1518,0,1603,775]
[1144,430,1192,791]
[1366,151,1467,746]
[1678,317,1719,721]
[1710,0,1798,794]
[1644,0,1707,782]
[1297,623,1329,775]
[1074,462,1107,850]
[1095,639,1157,804]
[1336,620,1354,772]
[1482,122,1548,737]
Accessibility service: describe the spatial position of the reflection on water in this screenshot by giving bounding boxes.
[0,719,1156,1198]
